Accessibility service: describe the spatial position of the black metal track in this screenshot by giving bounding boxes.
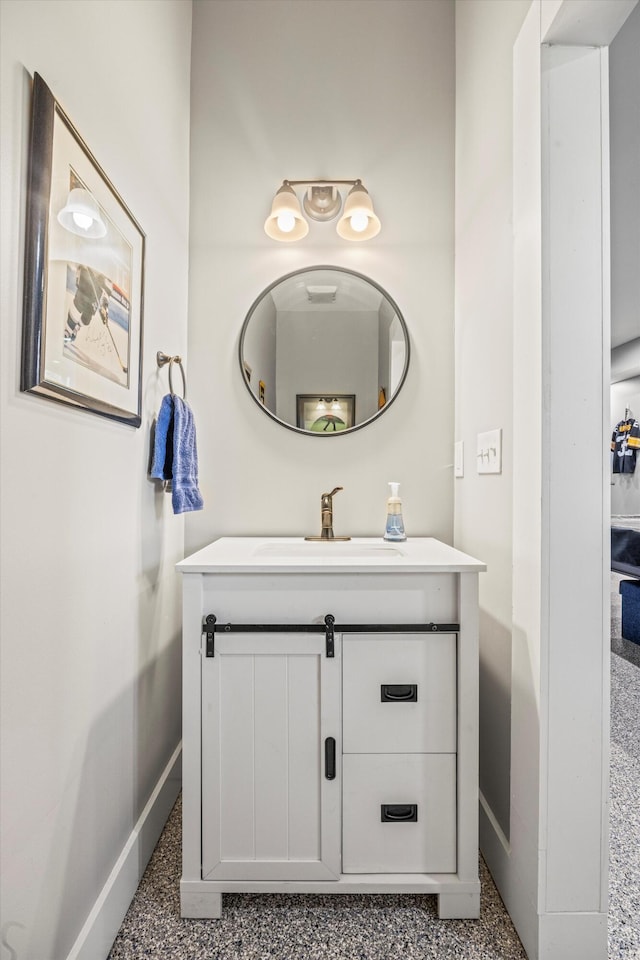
[205,621,459,634]
[203,612,458,657]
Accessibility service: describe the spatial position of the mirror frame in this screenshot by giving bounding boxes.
[238,265,410,437]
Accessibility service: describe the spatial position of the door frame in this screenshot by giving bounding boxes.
[480,2,639,958]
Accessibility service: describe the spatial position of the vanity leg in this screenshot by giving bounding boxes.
[437,891,481,919]
[180,884,222,919]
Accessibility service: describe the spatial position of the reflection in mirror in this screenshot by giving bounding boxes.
[239,267,409,435]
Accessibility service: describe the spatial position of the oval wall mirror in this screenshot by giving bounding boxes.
[239,266,410,436]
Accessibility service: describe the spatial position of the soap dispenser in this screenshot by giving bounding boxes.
[384,482,406,542]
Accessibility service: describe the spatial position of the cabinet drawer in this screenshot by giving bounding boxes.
[342,753,457,873]
[342,634,456,753]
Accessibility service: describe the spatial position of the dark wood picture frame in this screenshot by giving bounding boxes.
[21,73,145,426]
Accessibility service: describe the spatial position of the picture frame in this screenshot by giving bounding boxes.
[21,73,145,427]
[296,394,356,433]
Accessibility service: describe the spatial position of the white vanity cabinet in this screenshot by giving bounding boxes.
[178,537,485,921]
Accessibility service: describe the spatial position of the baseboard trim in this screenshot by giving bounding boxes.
[479,798,538,959]
[480,801,608,960]
[538,910,608,960]
[479,789,511,854]
[66,742,182,960]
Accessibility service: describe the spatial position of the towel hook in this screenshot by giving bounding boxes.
[157,351,187,399]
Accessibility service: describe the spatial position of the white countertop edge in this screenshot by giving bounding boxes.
[177,537,487,574]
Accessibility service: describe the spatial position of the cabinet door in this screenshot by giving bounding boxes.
[202,632,340,881]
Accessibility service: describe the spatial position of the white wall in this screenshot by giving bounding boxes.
[186,0,455,551]
[609,4,640,515]
[242,293,277,411]
[611,337,640,384]
[610,0,640,350]
[539,38,610,928]
[276,310,379,426]
[454,0,531,846]
[0,2,192,958]
[456,1,638,957]
[378,298,395,402]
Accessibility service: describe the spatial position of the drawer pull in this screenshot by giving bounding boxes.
[325,737,336,780]
[380,684,418,702]
[381,803,418,822]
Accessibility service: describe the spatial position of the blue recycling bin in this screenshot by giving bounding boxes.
[619,579,640,644]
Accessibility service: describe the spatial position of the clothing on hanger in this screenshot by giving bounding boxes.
[611,416,640,474]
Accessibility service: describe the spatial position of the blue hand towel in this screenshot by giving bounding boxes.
[150,394,174,481]
[171,396,204,514]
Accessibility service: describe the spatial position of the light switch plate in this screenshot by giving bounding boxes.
[477,429,502,474]
[454,441,464,478]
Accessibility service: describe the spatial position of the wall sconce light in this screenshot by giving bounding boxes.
[264,179,381,242]
[57,187,107,238]
[314,397,343,412]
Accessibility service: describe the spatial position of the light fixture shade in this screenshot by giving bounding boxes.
[336,182,381,241]
[264,183,309,241]
[57,187,107,238]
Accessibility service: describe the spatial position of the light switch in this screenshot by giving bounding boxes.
[476,429,502,474]
[454,441,464,478]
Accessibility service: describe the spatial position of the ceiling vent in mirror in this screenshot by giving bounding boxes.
[306,285,337,303]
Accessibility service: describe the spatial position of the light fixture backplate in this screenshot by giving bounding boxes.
[303,184,342,222]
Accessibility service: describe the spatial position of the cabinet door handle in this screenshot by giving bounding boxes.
[380,684,418,702]
[325,737,336,780]
[381,803,418,822]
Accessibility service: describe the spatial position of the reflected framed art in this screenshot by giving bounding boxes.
[296,394,356,433]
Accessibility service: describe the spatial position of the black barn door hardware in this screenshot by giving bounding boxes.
[324,614,335,658]
[202,615,459,657]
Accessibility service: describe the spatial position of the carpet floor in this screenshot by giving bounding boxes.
[108,813,526,960]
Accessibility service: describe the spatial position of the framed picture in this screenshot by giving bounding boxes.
[296,395,356,433]
[21,73,145,426]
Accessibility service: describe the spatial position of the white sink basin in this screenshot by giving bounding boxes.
[252,541,404,559]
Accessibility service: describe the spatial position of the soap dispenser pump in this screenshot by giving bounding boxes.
[384,482,406,542]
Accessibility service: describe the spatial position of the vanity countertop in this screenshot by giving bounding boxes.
[178,537,486,575]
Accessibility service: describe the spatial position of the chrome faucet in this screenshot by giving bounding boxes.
[305,487,351,541]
